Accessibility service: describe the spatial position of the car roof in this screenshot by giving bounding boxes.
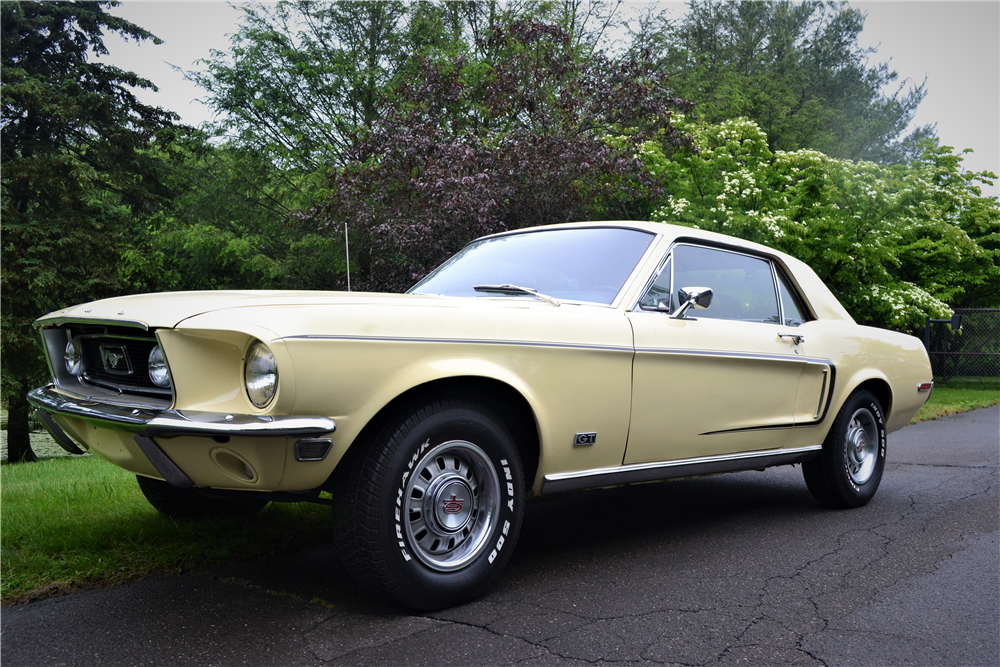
[482,220,775,257]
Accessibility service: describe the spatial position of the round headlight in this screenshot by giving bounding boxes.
[245,340,278,408]
[64,339,84,376]
[148,345,172,388]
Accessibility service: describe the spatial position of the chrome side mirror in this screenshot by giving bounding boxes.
[670,286,713,319]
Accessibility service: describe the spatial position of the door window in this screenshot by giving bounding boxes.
[672,245,779,323]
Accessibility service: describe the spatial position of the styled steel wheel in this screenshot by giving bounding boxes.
[333,397,525,610]
[403,441,500,572]
[803,389,887,508]
[844,408,879,485]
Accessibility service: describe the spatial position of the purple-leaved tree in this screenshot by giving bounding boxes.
[300,21,695,293]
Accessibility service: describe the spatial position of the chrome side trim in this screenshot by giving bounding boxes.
[542,445,823,494]
[770,260,785,328]
[280,334,634,354]
[27,386,336,439]
[815,369,829,419]
[75,332,154,342]
[634,347,832,366]
[700,423,794,436]
[475,223,659,242]
[35,317,149,331]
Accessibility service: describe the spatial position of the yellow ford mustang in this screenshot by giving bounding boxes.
[28,221,933,609]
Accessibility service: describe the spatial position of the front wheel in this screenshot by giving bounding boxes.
[803,390,887,508]
[333,398,525,610]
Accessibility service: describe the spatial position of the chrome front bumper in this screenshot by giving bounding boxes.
[27,385,337,438]
[27,385,337,488]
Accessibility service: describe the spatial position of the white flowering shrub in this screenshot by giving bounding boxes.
[645,118,1000,333]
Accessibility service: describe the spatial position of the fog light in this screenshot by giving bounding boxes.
[148,345,172,388]
[64,339,84,376]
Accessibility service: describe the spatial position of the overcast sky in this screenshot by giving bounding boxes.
[97,1,999,196]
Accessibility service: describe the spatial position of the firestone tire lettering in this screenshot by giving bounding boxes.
[333,397,525,611]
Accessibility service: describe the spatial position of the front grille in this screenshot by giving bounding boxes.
[70,325,171,399]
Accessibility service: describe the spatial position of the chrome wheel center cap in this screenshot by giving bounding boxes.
[434,479,473,532]
[850,431,867,463]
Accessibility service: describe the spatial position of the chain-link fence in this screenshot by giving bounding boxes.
[926,308,1000,384]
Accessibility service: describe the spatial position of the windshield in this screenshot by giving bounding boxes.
[409,227,655,305]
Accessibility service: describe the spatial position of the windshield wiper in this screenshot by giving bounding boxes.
[473,284,561,306]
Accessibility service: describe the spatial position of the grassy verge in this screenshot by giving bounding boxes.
[1,456,332,605]
[909,385,1000,423]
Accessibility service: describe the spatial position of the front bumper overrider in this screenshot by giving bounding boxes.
[27,385,337,488]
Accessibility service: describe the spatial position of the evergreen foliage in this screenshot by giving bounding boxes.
[121,141,344,292]
[635,0,932,163]
[1,0,181,460]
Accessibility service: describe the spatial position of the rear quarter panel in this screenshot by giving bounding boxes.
[785,320,932,450]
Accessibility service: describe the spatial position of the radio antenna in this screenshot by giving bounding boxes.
[344,222,351,292]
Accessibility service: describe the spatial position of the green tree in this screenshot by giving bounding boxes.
[191,0,409,174]
[122,140,345,292]
[191,1,626,172]
[636,0,931,163]
[1,0,179,461]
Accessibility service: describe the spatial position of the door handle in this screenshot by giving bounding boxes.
[778,332,805,353]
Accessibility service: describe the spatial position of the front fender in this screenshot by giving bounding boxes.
[282,336,635,491]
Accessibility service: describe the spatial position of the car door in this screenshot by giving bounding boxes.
[624,243,829,465]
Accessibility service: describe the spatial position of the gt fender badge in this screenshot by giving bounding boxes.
[574,432,597,446]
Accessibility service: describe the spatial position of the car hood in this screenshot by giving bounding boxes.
[34,291,465,330]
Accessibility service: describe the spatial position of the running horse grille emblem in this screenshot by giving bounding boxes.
[442,495,465,514]
[99,345,133,375]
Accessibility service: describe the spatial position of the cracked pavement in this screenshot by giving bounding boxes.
[3,407,997,666]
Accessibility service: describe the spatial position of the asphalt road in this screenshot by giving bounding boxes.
[3,407,998,666]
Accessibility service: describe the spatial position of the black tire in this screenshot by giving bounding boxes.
[333,397,525,610]
[803,390,887,508]
[136,475,269,519]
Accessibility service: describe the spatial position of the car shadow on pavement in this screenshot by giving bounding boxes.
[209,466,821,614]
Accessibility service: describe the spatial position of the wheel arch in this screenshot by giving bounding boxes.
[844,375,893,421]
[327,376,541,491]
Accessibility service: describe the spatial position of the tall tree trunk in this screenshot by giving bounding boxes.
[6,395,38,463]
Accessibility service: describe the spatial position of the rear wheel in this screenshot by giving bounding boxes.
[333,397,525,610]
[136,476,269,519]
[803,390,887,508]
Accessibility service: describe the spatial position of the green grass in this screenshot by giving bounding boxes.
[910,385,1000,423]
[1,456,333,604]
